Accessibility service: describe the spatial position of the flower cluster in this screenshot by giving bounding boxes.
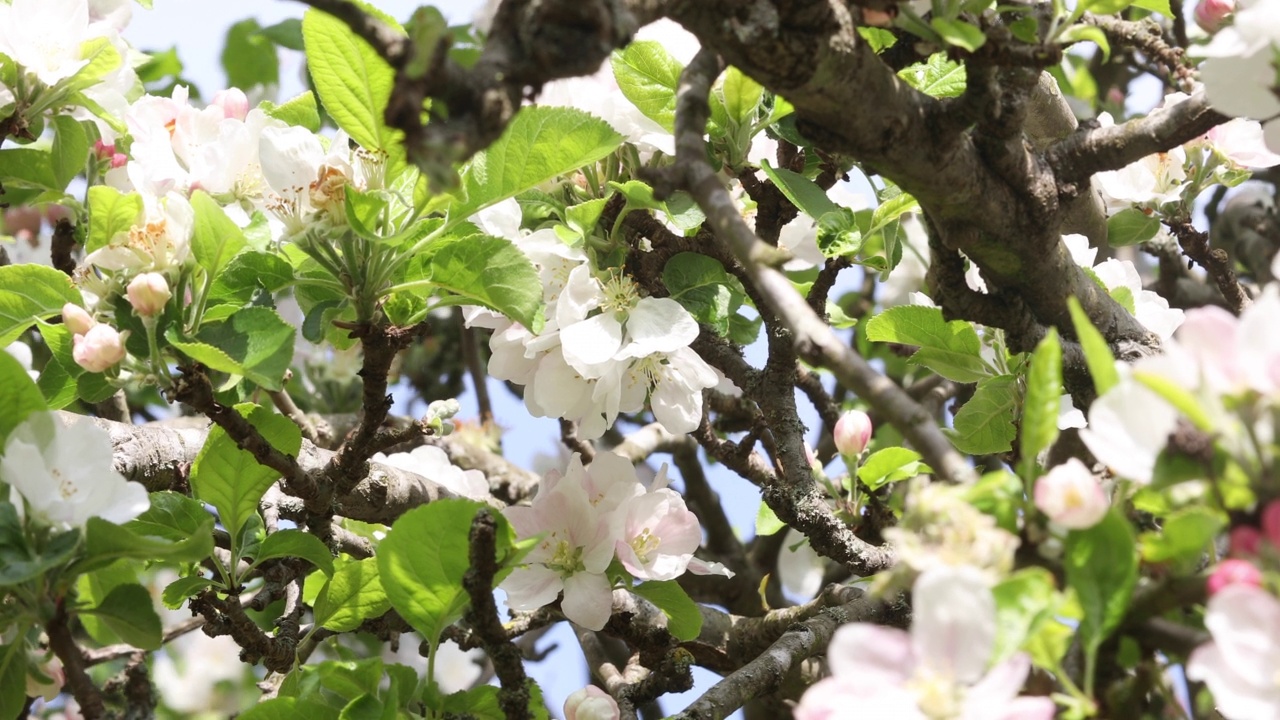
[1197,0,1280,152]
[468,201,718,439]
[1080,282,1280,484]
[501,451,729,630]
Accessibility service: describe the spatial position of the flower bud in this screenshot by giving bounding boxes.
[1207,558,1262,595]
[1229,525,1262,557]
[62,303,97,335]
[1262,499,1280,548]
[72,324,127,373]
[126,272,171,317]
[833,410,873,457]
[1034,458,1109,529]
[93,139,116,163]
[565,686,620,720]
[1194,0,1234,33]
[211,88,250,121]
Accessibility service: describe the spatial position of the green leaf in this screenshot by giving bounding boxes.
[0,147,58,191]
[455,106,623,218]
[86,185,143,253]
[948,374,1019,455]
[931,18,987,51]
[0,507,79,586]
[223,18,280,89]
[171,306,296,390]
[126,486,212,538]
[1066,296,1119,396]
[857,447,930,491]
[992,568,1058,664]
[898,53,968,98]
[82,583,163,650]
[1080,0,1132,15]
[253,529,335,577]
[207,251,295,308]
[663,252,742,336]
[302,7,401,154]
[1020,329,1063,479]
[0,644,27,720]
[1064,510,1138,679]
[378,501,514,646]
[162,575,216,609]
[191,190,248,275]
[76,561,139,645]
[1058,24,1111,62]
[611,40,683,132]
[239,698,337,720]
[75,516,215,574]
[51,116,89,190]
[0,264,83,347]
[408,233,544,331]
[715,67,764,126]
[313,557,391,632]
[262,91,323,132]
[257,19,305,51]
[189,403,302,539]
[631,580,703,641]
[1106,207,1161,247]
[0,349,46,445]
[758,160,838,220]
[865,305,990,382]
[1131,0,1172,14]
[1139,506,1223,569]
[755,501,785,536]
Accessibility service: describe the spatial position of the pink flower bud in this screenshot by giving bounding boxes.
[126,272,172,317]
[1230,526,1263,557]
[3,206,42,239]
[62,303,97,336]
[1194,0,1234,33]
[1262,500,1280,548]
[565,687,620,720]
[211,88,250,121]
[1207,558,1262,595]
[834,410,873,457]
[93,139,116,162]
[1034,458,1109,529]
[111,152,128,169]
[72,324,126,373]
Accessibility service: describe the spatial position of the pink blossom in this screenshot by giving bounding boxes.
[126,272,171,317]
[564,686,620,720]
[61,303,96,336]
[72,324,126,373]
[1187,584,1280,717]
[1034,458,1109,529]
[1208,559,1264,595]
[795,565,1055,720]
[1206,118,1280,168]
[613,475,703,581]
[1195,0,1235,33]
[1230,526,1263,556]
[834,410,873,457]
[211,88,249,121]
[500,455,618,630]
[1263,499,1280,548]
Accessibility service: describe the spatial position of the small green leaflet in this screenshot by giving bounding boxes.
[947,375,1018,455]
[864,305,991,383]
[611,40,683,132]
[1019,329,1063,480]
[898,53,967,98]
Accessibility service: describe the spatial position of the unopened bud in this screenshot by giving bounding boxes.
[565,687,620,720]
[72,324,127,372]
[833,410,873,457]
[1194,0,1234,33]
[211,88,250,121]
[62,303,97,335]
[126,272,171,317]
[1207,558,1262,595]
[1262,499,1280,548]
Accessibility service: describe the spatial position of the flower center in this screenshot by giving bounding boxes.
[908,670,964,720]
[630,528,661,564]
[547,539,584,577]
[600,272,640,316]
